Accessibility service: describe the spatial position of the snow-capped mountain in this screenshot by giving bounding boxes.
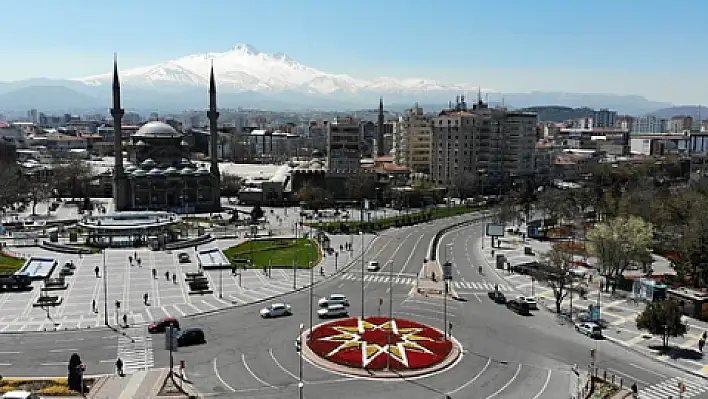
[76,44,483,95]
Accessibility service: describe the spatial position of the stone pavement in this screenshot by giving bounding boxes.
[0,234,374,333]
[473,233,708,379]
[85,367,200,399]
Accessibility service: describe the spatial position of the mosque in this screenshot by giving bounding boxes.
[109,58,221,213]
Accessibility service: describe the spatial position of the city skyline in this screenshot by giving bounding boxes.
[1,0,708,104]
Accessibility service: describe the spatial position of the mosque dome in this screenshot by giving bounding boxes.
[133,121,182,138]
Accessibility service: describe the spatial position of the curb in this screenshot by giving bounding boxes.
[604,336,708,381]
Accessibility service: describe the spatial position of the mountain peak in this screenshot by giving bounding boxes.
[231,43,260,55]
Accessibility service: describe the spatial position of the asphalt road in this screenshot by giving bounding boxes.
[1,212,701,399]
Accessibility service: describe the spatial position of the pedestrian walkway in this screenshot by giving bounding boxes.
[338,273,514,291]
[639,376,708,399]
[117,327,154,375]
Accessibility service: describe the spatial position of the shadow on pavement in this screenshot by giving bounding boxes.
[649,345,704,360]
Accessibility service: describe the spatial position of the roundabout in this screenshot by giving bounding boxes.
[303,316,459,377]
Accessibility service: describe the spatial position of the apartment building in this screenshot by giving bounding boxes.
[632,116,667,134]
[430,96,537,191]
[327,116,361,171]
[394,104,432,174]
[667,115,693,133]
[591,109,617,128]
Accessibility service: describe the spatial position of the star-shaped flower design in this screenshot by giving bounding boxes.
[317,318,435,368]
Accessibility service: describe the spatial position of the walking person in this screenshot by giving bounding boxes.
[122,314,128,327]
[91,299,96,313]
[115,358,124,377]
[172,274,177,284]
[165,271,170,281]
[152,268,157,279]
[143,292,149,305]
[94,266,100,278]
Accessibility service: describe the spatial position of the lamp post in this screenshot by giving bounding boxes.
[444,244,453,338]
[219,266,223,298]
[360,231,365,320]
[293,255,297,290]
[387,260,393,371]
[103,250,108,326]
[298,323,304,399]
[309,259,313,339]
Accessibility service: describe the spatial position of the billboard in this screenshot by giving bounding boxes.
[486,223,505,237]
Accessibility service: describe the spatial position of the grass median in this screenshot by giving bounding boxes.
[223,238,320,268]
[305,205,485,234]
[0,377,96,396]
[0,251,25,274]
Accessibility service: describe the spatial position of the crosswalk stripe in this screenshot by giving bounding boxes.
[639,377,708,399]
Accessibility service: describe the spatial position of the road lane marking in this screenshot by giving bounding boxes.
[49,348,78,352]
[0,363,10,366]
[627,362,666,379]
[607,368,650,386]
[396,233,427,278]
[447,357,491,394]
[241,353,275,388]
[364,231,415,290]
[531,369,552,399]
[269,348,299,381]
[212,356,236,392]
[0,351,21,354]
[486,363,522,399]
[39,362,66,366]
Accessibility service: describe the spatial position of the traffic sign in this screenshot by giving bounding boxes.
[165,327,178,352]
[443,262,452,280]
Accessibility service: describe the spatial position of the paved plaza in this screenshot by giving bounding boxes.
[0,235,373,332]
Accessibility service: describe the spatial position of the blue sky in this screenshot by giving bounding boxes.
[2,0,707,104]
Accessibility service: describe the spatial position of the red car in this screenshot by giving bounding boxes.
[148,317,180,334]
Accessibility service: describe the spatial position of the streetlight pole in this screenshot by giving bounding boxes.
[309,259,313,339]
[444,244,452,338]
[219,267,223,299]
[293,255,297,290]
[298,323,304,399]
[387,260,393,371]
[103,250,108,326]
[360,230,365,320]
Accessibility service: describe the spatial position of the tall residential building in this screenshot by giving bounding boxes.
[591,108,617,128]
[327,116,361,171]
[667,115,693,133]
[631,116,667,134]
[395,104,432,174]
[431,96,537,190]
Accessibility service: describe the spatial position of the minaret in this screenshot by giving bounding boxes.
[207,63,219,175]
[207,63,221,210]
[377,97,385,156]
[110,54,127,210]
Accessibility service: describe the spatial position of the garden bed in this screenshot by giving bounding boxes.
[553,241,588,256]
[223,238,320,268]
[0,251,25,274]
[307,317,453,370]
[0,377,95,396]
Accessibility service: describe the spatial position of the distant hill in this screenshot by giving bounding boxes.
[648,106,707,119]
[519,106,593,122]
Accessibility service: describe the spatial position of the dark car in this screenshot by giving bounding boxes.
[488,291,506,304]
[506,299,531,315]
[147,317,180,334]
[178,253,191,263]
[177,327,206,347]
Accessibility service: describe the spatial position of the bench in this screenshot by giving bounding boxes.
[188,289,214,295]
[33,295,62,307]
[43,278,68,291]
[185,272,204,278]
[59,268,74,276]
[189,281,210,291]
[185,276,208,283]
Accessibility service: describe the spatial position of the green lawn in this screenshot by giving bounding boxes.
[223,238,320,268]
[306,205,486,234]
[0,252,25,274]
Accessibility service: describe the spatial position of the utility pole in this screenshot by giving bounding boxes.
[293,256,297,290]
[103,250,108,326]
[360,198,367,320]
[298,322,304,399]
[387,260,393,370]
[309,258,313,338]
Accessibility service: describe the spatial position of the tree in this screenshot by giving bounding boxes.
[586,216,654,292]
[297,185,330,212]
[26,178,51,215]
[636,300,687,348]
[51,160,93,201]
[0,162,22,212]
[345,172,376,201]
[541,248,573,314]
[451,172,477,199]
[220,173,242,199]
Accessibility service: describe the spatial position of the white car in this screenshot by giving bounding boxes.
[2,391,43,399]
[318,304,349,319]
[260,303,292,318]
[318,294,349,307]
[367,261,380,272]
[517,296,538,310]
[575,322,603,339]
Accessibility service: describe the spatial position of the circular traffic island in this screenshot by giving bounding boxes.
[303,316,460,378]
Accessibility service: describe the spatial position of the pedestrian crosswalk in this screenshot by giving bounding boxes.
[117,326,155,374]
[639,376,708,399]
[338,274,513,291]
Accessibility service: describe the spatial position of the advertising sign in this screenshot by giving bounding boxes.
[486,223,505,237]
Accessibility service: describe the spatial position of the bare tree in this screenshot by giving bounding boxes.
[26,179,51,215]
[451,172,477,199]
[0,162,22,212]
[541,248,574,314]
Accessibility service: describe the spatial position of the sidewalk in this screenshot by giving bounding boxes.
[85,368,199,399]
[476,233,708,378]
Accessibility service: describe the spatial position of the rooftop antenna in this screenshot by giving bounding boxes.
[477,86,482,104]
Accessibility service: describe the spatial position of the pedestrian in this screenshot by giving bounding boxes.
[172,274,177,284]
[165,271,170,281]
[631,382,637,395]
[94,266,99,278]
[115,358,123,377]
[128,255,132,264]
[699,338,705,353]
[703,331,707,341]
[143,292,149,305]
[122,314,127,327]
[152,268,157,279]
[137,258,141,266]
[91,299,96,313]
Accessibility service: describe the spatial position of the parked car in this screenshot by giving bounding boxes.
[177,327,206,347]
[318,304,349,319]
[148,317,180,334]
[488,291,506,304]
[367,261,380,272]
[178,253,191,263]
[318,294,349,307]
[517,296,538,310]
[506,299,531,315]
[575,322,603,339]
[260,303,292,318]
[2,391,42,399]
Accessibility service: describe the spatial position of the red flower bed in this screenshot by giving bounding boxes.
[307,316,453,370]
